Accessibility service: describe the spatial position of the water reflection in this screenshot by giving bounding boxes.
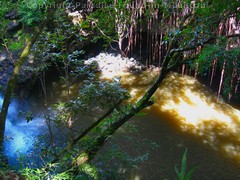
[118,71,240,164]
[0,95,45,167]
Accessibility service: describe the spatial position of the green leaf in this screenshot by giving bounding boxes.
[9,42,24,51]
[180,148,188,177]
[175,164,180,176]
[186,166,197,180]
[175,148,196,180]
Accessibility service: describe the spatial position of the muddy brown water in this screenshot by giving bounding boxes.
[98,70,240,179]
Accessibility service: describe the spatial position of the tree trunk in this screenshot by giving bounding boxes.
[0,35,39,143]
[0,6,59,147]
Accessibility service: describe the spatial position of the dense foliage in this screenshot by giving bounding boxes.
[0,0,239,179]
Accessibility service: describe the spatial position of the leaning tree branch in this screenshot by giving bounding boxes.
[170,36,216,54]
[226,33,240,38]
[68,90,156,178]
[170,32,240,55]
[48,97,125,166]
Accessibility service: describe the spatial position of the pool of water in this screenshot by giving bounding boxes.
[1,70,240,179]
[0,95,46,168]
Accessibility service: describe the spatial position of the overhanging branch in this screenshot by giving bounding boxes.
[170,36,216,54]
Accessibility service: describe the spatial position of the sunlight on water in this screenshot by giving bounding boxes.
[155,73,240,159]
[160,87,236,130]
[116,71,240,164]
